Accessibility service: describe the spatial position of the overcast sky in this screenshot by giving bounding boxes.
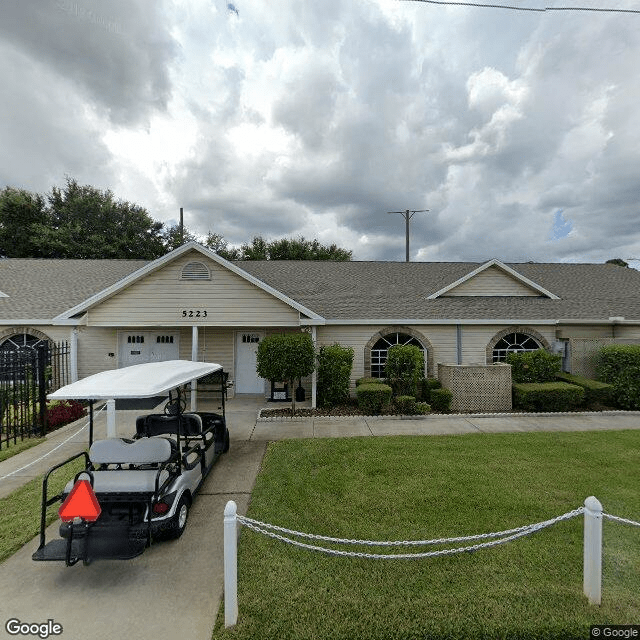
[1,0,639,263]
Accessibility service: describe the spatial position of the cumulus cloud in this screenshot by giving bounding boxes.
[1,0,640,264]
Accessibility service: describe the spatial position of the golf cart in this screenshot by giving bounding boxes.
[32,360,230,566]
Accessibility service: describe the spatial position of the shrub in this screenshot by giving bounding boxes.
[356,383,392,414]
[506,349,561,383]
[555,372,614,406]
[512,382,584,412]
[415,402,431,415]
[430,388,452,412]
[256,332,315,410]
[420,378,442,402]
[44,400,86,431]
[385,345,425,397]
[394,395,417,415]
[316,344,354,408]
[355,377,385,387]
[596,344,640,409]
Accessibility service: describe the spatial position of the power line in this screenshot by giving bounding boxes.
[399,1,640,14]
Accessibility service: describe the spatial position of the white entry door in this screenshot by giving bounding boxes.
[235,332,265,394]
[118,332,179,367]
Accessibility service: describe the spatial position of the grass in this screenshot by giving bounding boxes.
[0,436,45,463]
[0,456,85,563]
[212,430,640,640]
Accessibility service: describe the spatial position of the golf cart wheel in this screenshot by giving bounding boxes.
[156,495,190,541]
[222,428,230,453]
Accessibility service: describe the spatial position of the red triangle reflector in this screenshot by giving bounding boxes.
[59,479,101,522]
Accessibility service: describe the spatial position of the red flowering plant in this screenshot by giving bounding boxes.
[44,400,86,432]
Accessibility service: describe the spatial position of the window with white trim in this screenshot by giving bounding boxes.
[492,332,541,363]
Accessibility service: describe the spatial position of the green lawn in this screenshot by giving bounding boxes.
[0,436,45,463]
[0,456,85,563]
[213,430,640,640]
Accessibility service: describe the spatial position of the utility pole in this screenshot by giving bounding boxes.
[387,209,429,262]
[179,207,184,245]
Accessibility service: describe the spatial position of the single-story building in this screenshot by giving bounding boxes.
[2,240,640,407]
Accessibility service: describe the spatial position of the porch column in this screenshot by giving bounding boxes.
[311,326,317,409]
[191,325,198,411]
[70,328,78,383]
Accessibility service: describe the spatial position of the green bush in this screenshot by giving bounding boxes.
[513,382,584,412]
[555,372,614,406]
[420,377,441,402]
[316,344,354,408]
[385,345,424,397]
[355,377,385,387]
[256,332,315,410]
[506,349,561,383]
[356,383,392,415]
[393,395,417,415]
[596,344,640,409]
[415,402,431,415]
[430,388,452,412]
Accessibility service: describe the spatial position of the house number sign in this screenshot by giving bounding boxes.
[181,310,208,318]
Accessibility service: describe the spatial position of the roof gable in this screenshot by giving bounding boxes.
[54,242,324,322]
[427,259,560,300]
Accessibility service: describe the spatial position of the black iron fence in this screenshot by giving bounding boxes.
[0,341,71,450]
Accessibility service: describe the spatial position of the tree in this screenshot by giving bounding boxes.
[162,224,198,253]
[204,231,241,260]
[256,332,315,412]
[606,258,629,267]
[0,187,47,257]
[32,178,166,259]
[237,235,351,261]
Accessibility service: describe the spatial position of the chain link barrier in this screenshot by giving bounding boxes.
[236,508,586,559]
[603,513,640,528]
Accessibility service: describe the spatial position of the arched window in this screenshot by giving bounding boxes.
[0,333,47,356]
[370,332,424,378]
[492,332,541,363]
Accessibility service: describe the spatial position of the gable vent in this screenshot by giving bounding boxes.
[181,261,211,280]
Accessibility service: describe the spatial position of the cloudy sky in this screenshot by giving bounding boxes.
[1,0,640,263]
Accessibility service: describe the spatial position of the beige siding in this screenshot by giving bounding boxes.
[444,266,539,297]
[76,327,118,378]
[86,251,301,327]
[0,325,71,344]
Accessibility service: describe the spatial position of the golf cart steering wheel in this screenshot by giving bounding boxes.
[164,394,187,415]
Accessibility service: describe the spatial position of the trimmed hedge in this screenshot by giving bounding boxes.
[356,383,392,414]
[317,344,354,408]
[506,349,561,383]
[356,377,385,387]
[430,387,452,412]
[596,344,640,409]
[394,395,417,415]
[513,382,584,412]
[555,372,614,406]
[420,377,442,402]
[385,345,424,397]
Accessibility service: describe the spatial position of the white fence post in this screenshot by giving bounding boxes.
[224,500,238,627]
[583,496,603,605]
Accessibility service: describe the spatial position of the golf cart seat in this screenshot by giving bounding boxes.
[63,437,176,495]
[136,413,204,438]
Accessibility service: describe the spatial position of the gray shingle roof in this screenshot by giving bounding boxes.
[237,261,640,321]
[0,259,147,320]
[1,255,639,323]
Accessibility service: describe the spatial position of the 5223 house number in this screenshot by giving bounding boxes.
[181,310,208,318]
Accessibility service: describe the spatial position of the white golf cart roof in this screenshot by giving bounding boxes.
[48,360,222,400]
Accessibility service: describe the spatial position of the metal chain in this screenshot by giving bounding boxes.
[237,508,585,559]
[603,513,640,528]
[237,508,584,547]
